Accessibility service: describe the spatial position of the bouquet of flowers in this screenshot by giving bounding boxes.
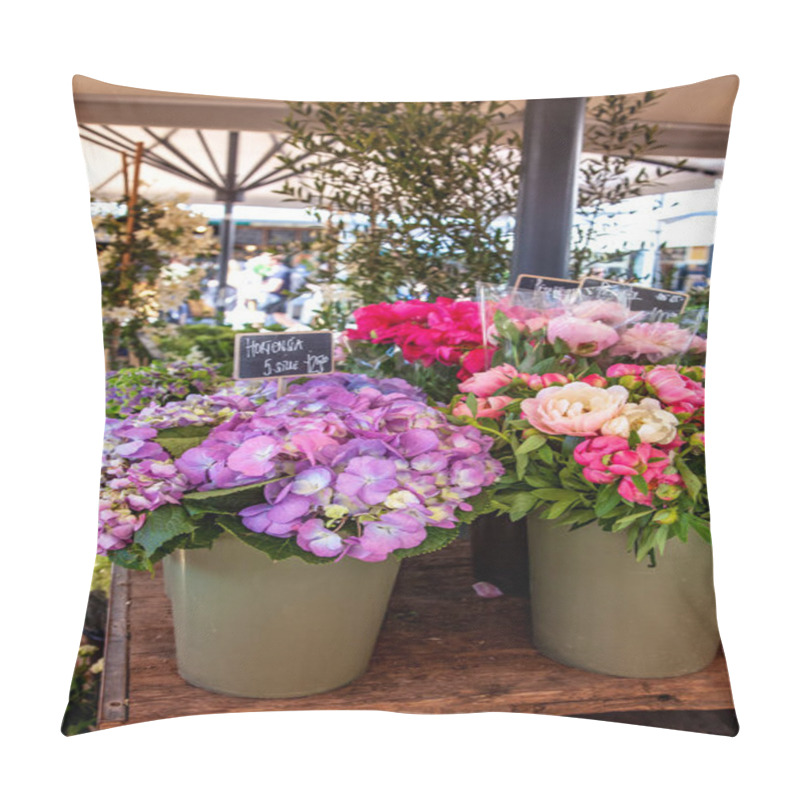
[343,297,492,402]
[105,360,230,418]
[450,360,708,562]
[480,286,706,378]
[99,373,503,570]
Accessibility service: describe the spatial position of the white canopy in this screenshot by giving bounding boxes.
[74,74,737,207]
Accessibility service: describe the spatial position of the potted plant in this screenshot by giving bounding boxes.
[450,359,718,678]
[99,373,502,698]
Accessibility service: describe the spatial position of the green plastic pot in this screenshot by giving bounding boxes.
[527,516,720,678]
[164,533,400,698]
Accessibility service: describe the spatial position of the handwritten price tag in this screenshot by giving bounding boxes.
[233,331,335,380]
[579,278,689,313]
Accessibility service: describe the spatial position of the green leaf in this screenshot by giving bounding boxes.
[508,491,538,522]
[218,516,331,565]
[562,508,597,529]
[134,504,196,558]
[516,433,547,454]
[594,483,622,517]
[561,436,581,458]
[394,525,460,559]
[532,488,581,502]
[107,546,151,572]
[688,515,712,543]
[654,525,669,555]
[674,512,689,543]
[612,509,653,532]
[635,527,658,562]
[542,498,574,520]
[524,473,557,489]
[538,445,554,465]
[186,516,225,549]
[530,356,559,375]
[155,425,213,458]
[182,480,280,515]
[675,457,703,501]
[632,474,649,495]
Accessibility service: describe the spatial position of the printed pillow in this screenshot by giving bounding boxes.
[66,74,739,737]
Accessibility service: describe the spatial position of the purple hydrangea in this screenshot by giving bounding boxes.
[169,374,503,562]
[96,382,276,555]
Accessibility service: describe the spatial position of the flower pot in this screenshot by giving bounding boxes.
[162,551,175,599]
[470,514,529,596]
[164,533,401,698]
[526,516,720,678]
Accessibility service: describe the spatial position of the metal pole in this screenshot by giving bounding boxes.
[510,98,586,280]
[216,131,240,311]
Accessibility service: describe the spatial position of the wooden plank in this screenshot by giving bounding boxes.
[96,565,131,729]
[117,540,735,726]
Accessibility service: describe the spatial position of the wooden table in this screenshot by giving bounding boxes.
[98,540,736,733]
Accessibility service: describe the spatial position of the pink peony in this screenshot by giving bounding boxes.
[520,383,628,436]
[610,322,699,362]
[486,312,548,344]
[573,435,634,483]
[459,347,496,379]
[458,364,520,397]
[645,365,704,408]
[579,373,609,388]
[619,467,681,507]
[546,315,620,356]
[541,373,569,387]
[576,439,680,505]
[452,396,514,419]
[606,363,644,378]
[571,299,633,326]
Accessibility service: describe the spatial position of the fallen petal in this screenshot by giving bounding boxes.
[472,581,504,599]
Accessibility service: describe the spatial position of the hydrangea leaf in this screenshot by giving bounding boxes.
[155,425,213,458]
[393,525,460,559]
[182,480,281,515]
[217,515,331,565]
[186,516,225,549]
[107,545,151,572]
[134,504,196,558]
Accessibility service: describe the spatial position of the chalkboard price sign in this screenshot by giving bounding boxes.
[234,331,335,380]
[514,274,581,292]
[579,278,689,314]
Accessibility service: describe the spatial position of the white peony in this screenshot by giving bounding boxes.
[601,397,678,444]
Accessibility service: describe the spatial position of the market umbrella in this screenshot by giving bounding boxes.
[73,74,738,288]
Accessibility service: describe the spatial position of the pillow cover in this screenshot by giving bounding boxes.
[66,74,739,737]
